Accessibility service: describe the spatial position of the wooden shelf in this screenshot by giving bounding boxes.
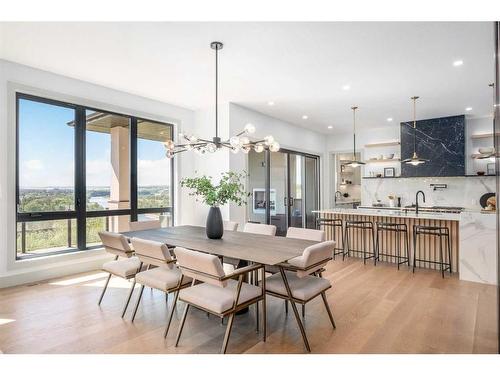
[364,141,400,148]
[471,133,500,139]
[365,158,401,163]
[471,153,498,159]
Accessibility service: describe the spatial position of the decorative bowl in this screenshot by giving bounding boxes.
[479,147,495,155]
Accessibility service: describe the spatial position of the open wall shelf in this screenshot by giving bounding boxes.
[364,141,400,148]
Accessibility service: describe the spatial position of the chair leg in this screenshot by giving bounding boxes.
[301,304,305,319]
[371,227,377,266]
[121,279,136,318]
[396,230,401,270]
[447,233,452,274]
[279,268,311,352]
[405,228,410,268]
[262,298,267,342]
[412,228,417,273]
[321,291,336,329]
[285,300,288,314]
[256,301,260,333]
[439,235,445,278]
[131,285,145,322]
[98,274,112,305]
[174,304,190,347]
[221,313,235,354]
[164,290,179,339]
[344,227,350,261]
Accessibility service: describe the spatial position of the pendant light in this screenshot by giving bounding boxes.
[164,41,279,158]
[403,96,428,166]
[345,106,365,168]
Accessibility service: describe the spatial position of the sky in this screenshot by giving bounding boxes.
[19,98,170,188]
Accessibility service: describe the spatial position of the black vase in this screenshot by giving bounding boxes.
[206,206,223,239]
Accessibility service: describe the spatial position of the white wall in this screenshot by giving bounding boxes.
[228,104,328,227]
[0,59,198,287]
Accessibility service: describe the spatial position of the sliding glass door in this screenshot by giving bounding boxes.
[15,93,174,259]
[248,148,319,236]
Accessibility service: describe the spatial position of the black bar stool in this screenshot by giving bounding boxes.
[344,220,376,265]
[375,222,410,270]
[412,225,452,278]
[316,218,345,259]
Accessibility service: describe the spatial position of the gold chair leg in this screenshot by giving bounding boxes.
[262,268,267,342]
[121,280,136,318]
[131,285,145,322]
[174,304,190,347]
[164,290,179,339]
[321,292,336,329]
[221,313,235,354]
[98,274,112,305]
[279,267,311,352]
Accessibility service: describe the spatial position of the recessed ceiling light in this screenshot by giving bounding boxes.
[387,118,393,122]
[342,84,350,90]
[267,101,275,106]
[453,60,464,67]
[302,115,308,120]
[328,125,333,129]
[465,107,472,111]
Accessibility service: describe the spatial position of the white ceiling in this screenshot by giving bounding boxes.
[0,22,495,133]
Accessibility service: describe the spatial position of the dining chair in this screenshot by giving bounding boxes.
[264,240,336,352]
[98,231,142,317]
[223,221,239,231]
[280,227,326,317]
[129,238,192,330]
[129,219,161,231]
[167,247,265,354]
[243,222,277,236]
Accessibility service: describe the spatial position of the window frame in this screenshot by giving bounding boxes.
[15,92,174,260]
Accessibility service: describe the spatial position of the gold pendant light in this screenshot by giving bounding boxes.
[403,96,428,166]
[345,106,365,168]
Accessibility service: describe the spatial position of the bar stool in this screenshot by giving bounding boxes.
[412,225,452,278]
[344,220,376,265]
[375,222,410,270]
[316,217,345,259]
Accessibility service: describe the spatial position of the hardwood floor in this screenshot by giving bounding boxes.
[0,258,497,354]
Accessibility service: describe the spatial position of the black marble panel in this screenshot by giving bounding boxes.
[401,115,465,177]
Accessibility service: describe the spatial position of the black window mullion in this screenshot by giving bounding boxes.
[75,106,86,250]
[130,117,138,222]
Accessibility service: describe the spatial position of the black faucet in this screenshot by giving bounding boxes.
[415,190,426,215]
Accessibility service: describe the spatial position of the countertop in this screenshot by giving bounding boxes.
[313,207,463,221]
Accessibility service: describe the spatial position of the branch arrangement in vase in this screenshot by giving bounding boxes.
[180,171,250,207]
[181,171,250,239]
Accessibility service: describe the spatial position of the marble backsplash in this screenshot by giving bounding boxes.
[361,176,495,209]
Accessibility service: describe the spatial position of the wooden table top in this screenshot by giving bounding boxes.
[121,225,319,265]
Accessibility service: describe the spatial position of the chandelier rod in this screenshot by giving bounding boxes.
[215,43,219,139]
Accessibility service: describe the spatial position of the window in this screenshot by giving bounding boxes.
[15,93,174,259]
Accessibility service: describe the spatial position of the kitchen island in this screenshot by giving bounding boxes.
[314,207,497,285]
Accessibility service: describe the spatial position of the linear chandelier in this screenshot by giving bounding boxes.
[164,41,280,158]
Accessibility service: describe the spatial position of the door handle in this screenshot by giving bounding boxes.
[289,197,295,207]
[284,197,288,206]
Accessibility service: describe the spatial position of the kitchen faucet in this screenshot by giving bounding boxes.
[415,190,426,215]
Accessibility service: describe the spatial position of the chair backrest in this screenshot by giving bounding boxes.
[130,237,173,268]
[174,247,227,287]
[223,221,239,231]
[286,227,325,242]
[243,222,277,236]
[129,220,161,231]
[287,240,335,278]
[98,231,133,257]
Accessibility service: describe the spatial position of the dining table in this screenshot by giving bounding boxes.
[121,224,321,351]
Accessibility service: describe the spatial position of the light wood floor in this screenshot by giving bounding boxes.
[0,258,497,354]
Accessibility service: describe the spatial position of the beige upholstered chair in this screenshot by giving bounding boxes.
[243,222,277,236]
[129,238,192,332]
[223,221,238,231]
[286,227,325,242]
[129,219,161,231]
[168,247,265,354]
[98,231,142,317]
[265,240,336,352]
